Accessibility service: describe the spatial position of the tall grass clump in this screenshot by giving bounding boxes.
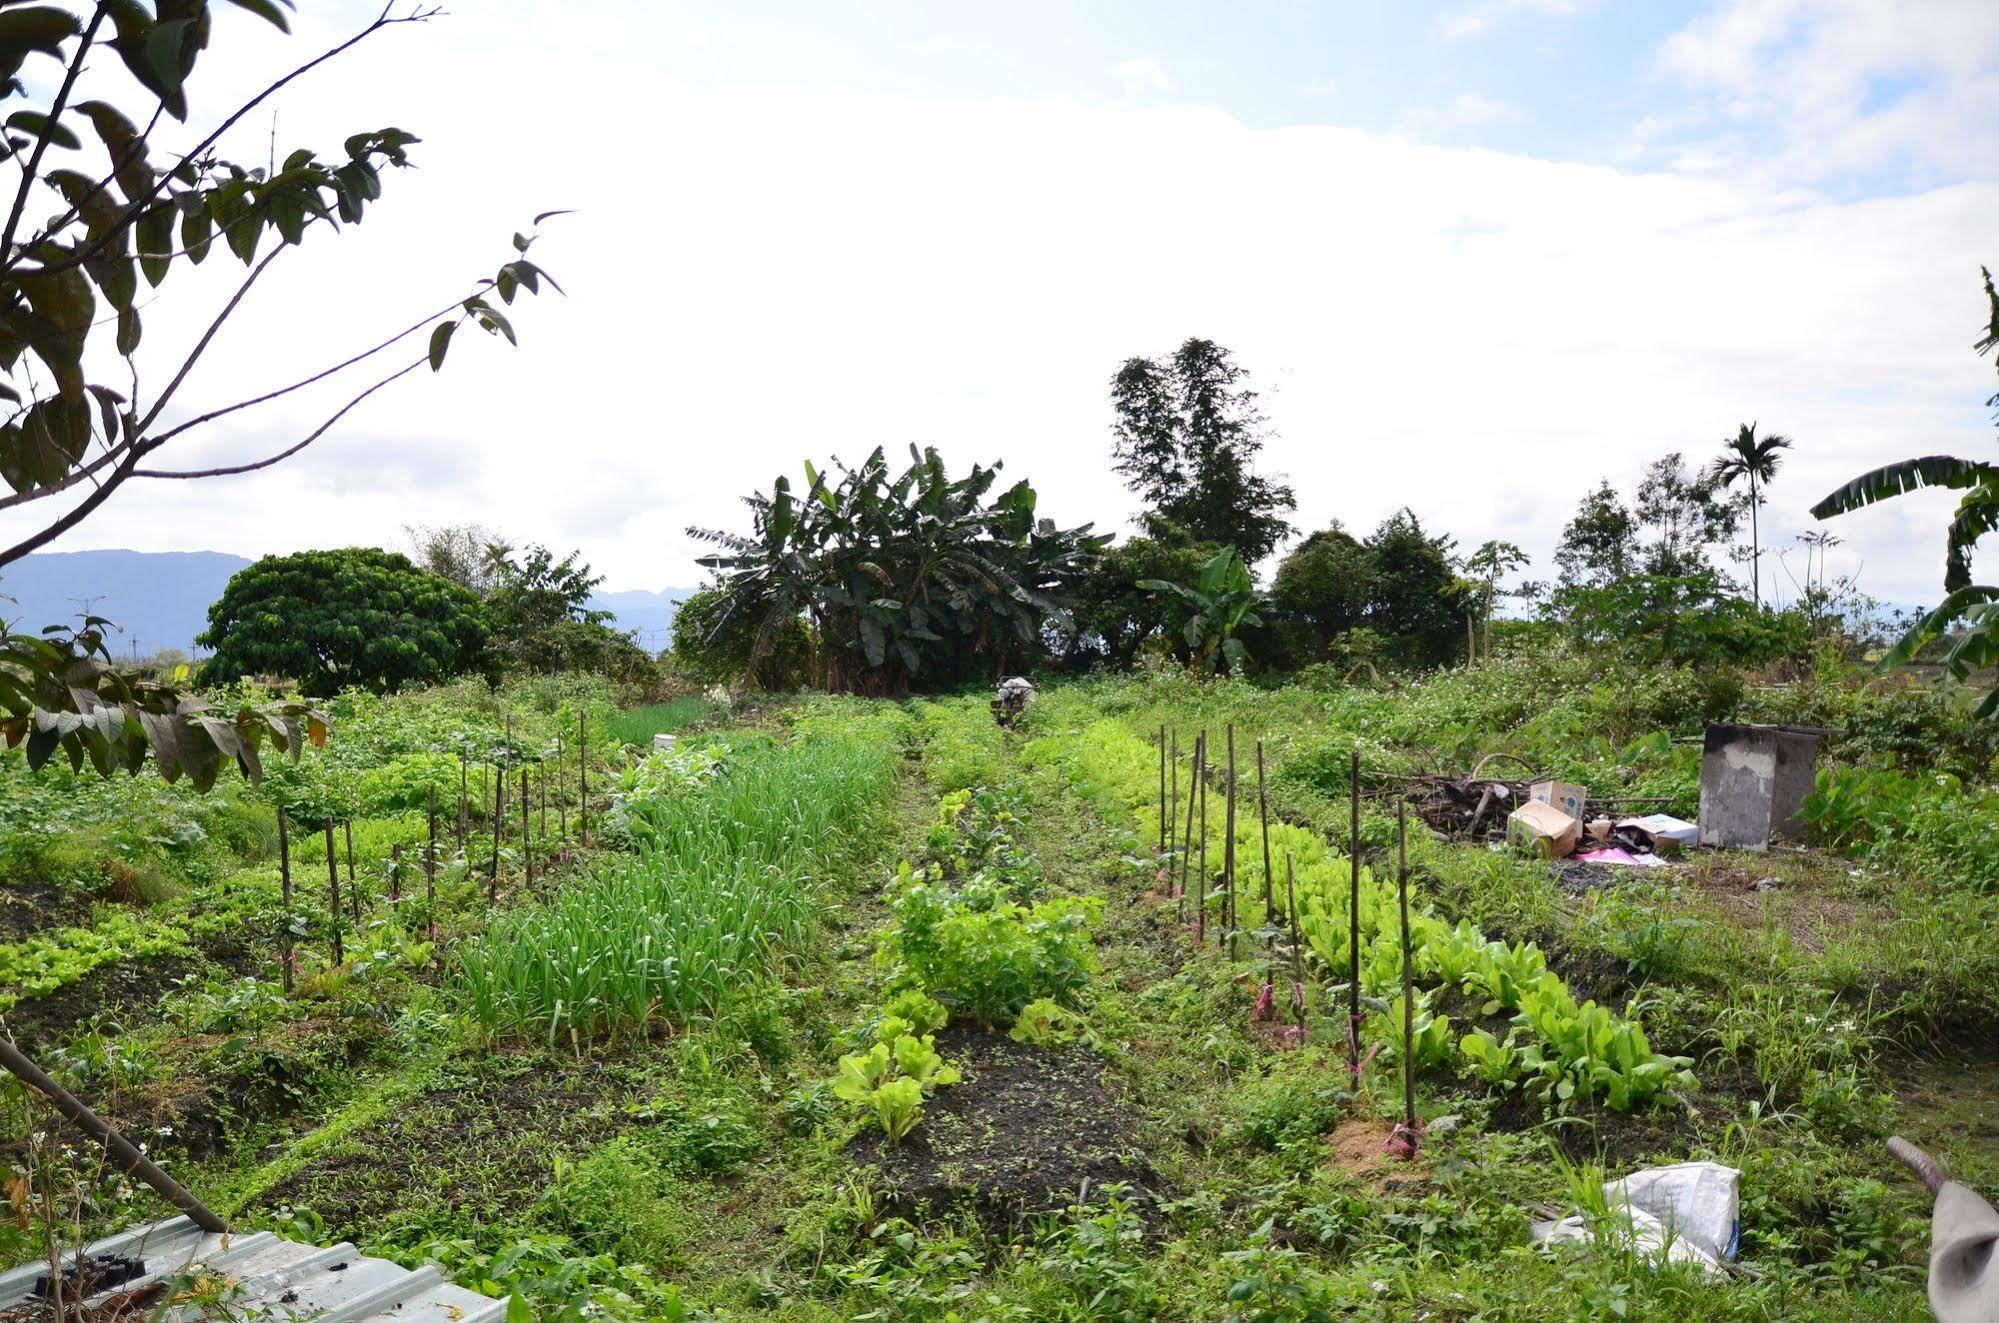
[604,695,718,747]
[456,718,901,1045]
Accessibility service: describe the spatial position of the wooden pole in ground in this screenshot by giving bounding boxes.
[539,763,548,837]
[1348,748,1363,1076]
[1177,733,1198,918]
[426,784,439,939]
[277,807,293,995]
[490,759,504,902]
[344,819,359,924]
[1157,724,1167,855]
[556,733,567,841]
[1286,854,1304,1034]
[1196,728,1208,943]
[458,750,469,849]
[1225,725,1238,955]
[1398,798,1415,1131]
[520,766,532,889]
[1257,740,1273,917]
[389,843,401,909]
[579,710,590,847]
[1168,731,1178,876]
[324,822,343,966]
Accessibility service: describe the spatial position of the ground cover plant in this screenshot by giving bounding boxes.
[4,646,1995,1321]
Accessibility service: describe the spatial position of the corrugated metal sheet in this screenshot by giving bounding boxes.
[0,1215,505,1322]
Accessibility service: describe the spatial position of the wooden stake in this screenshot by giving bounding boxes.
[1349,748,1363,1072]
[1169,731,1178,871]
[426,784,439,939]
[1177,733,1199,918]
[344,819,359,924]
[1398,798,1415,1130]
[1157,724,1167,855]
[277,807,293,995]
[1224,725,1238,955]
[324,822,343,966]
[458,750,469,848]
[490,759,504,902]
[1286,854,1304,1032]
[539,762,548,837]
[556,733,567,841]
[521,767,532,889]
[1196,728,1208,943]
[579,710,589,847]
[1257,740,1273,916]
[389,843,402,909]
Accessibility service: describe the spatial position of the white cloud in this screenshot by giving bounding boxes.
[1440,0,1591,40]
[1106,56,1172,99]
[1402,91,1528,135]
[1655,0,1999,186]
[4,2,1990,614]
[1300,77,1339,98]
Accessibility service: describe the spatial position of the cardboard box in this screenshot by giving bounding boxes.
[1616,813,1698,855]
[1509,800,1581,859]
[1531,779,1588,821]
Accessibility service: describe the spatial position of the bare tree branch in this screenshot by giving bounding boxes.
[132,355,424,480]
[132,248,284,437]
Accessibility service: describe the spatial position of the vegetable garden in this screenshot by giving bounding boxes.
[6,654,1998,1320]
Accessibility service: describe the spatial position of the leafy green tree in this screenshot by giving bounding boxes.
[1110,339,1295,562]
[1814,268,1999,716]
[1061,534,1214,670]
[0,2,553,783]
[693,446,1106,697]
[1707,423,1793,607]
[1140,548,1264,675]
[1635,452,1740,579]
[1361,509,1469,668]
[1267,524,1371,665]
[668,584,811,689]
[1554,481,1638,590]
[198,548,489,696]
[480,543,650,681]
[1463,539,1530,661]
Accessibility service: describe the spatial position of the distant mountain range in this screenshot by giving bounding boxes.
[0,550,694,656]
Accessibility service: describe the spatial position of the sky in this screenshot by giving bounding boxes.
[9,0,1999,608]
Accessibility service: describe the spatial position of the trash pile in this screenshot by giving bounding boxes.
[1403,753,1540,842]
[1482,777,1699,870]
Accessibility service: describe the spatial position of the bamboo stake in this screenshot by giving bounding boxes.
[556,733,567,841]
[389,843,401,909]
[1157,724,1167,855]
[324,822,343,966]
[1224,725,1238,955]
[539,762,548,837]
[579,710,590,847]
[277,807,293,995]
[1398,798,1415,1132]
[458,749,469,848]
[1169,731,1178,872]
[1348,748,1363,1078]
[1257,740,1273,916]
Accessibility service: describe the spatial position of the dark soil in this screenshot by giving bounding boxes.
[253,1054,640,1240]
[3,953,201,1050]
[0,878,91,942]
[854,1024,1159,1227]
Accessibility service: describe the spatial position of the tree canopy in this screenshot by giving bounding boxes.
[692,446,1107,696]
[1109,339,1295,562]
[198,548,489,696]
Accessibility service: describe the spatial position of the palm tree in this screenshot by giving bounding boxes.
[1707,423,1793,608]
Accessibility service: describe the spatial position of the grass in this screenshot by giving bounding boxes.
[455,721,902,1045]
[603,695,718,746]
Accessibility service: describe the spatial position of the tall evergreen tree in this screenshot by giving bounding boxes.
[1109,339,1295,562]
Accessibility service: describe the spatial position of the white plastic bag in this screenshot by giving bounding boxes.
[1607,1161,1740,1263]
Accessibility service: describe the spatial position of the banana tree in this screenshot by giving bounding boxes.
[1139,547,1263,674]
[1812,268,1999,716]
[691,446,1106,696]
